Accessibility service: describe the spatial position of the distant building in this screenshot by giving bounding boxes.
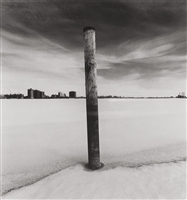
[41,91,45,98]
[19,94,24,99]
[181,92,185,97]
[58,92,66,98]
[34,90,40,99]
[28,88,34,99]
[51,94,58,98]
[4,93,24,99]
[33,90,45,99]
[69,91,76,98]
[177,92,186,98]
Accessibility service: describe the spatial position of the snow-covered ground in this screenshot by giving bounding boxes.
[1,99,186,199]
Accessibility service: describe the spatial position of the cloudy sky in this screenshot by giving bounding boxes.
[1,0,186,97]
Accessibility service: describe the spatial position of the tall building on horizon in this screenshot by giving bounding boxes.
[28,88,34,99]
[69,91,76,98]
[58,92,66,98]
[34,90,40,99]
[34,90,45,99]
[28,88,45,99]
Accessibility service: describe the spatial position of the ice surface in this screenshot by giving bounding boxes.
[1,99,186,198]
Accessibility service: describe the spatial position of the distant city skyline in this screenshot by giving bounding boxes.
[1,87,186,99]
[1,1,186,97]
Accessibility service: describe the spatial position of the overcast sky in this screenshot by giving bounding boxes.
[1,0,186,97]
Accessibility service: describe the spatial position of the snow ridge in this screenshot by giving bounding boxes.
[104,157,186,170]
[2,151,186,196]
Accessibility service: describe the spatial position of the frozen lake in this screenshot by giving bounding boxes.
[1,99,186,199]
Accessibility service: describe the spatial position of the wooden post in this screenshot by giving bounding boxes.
[83,26,103,170]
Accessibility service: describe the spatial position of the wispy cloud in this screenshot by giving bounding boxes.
[1,0,186,96]
[2,29,84,95]
[97,29,186,83]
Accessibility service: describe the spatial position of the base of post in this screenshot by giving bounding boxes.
[85,162,104,171]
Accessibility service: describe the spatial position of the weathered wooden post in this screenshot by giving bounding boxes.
[83,26,103,170]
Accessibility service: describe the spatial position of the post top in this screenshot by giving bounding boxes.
[83,26,95,32]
